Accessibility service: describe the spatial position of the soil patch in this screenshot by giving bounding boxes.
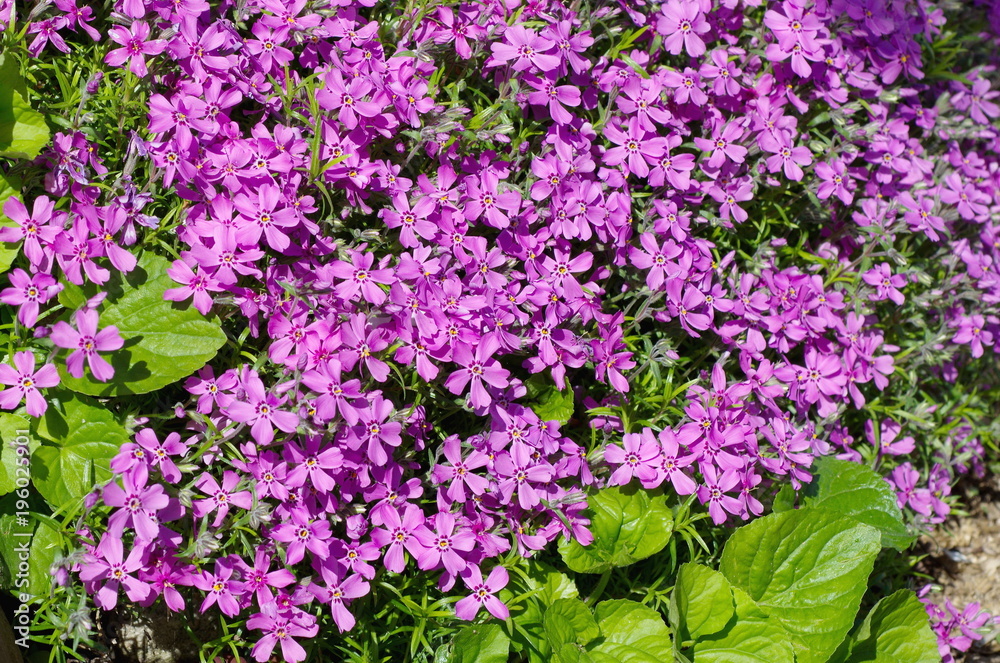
[919,475,1000,661]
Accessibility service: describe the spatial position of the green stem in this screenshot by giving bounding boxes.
[586,569,613,608]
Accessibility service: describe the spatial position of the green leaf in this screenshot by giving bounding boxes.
[31,391,128,508]
[0,55,50,160]
[56,253,227,396]
[669,563,735,642]
[0,415,32,496]
[589,599,673,662]
[829,590,939,663]
[719,507,881,663]
[802,457,914,551]
[450,624,510,663]
[525,374,575,425]
[502,559,579,663]
[692,586,797,663]
[558,485,673,574]
[0,173,22,273]
[772,483,796,513]
[544,599,600,653]
[27,520,60,599]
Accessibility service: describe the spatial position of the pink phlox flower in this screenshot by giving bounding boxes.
[0,196,62,272]
[110,429,186,484]
[192,470,253,527]
[489,25,559,72]
[604,427,661,486]
[370,503,430,573]
[0,351,59,417]
[656,0,711,57]
[103,463,170,541]
[455,565,510,621]
[271,507,333,566]
[105,22,167,77]
[862,263,907,306]
[193,557,244,617]
[225,370,300,445]
[79,534,151,610]
[163,257,226,315]
[445,333,510,409]
[50,308,124,382]
[247,601,319,663]
[494,441,554,510]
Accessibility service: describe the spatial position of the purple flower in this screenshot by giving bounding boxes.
[0,351,59,417]
[694,122,747,169]
[79,534,151,610]
[247,602,318,663]
[455,565,510,621]
[271,507,332,566]
[605,428,661,486]
[192,558,244,617]
[226,371,299,445]
[656,0,710,57]
[495,442,553,510]
[445,333,510,409]
[0,196,61,272]
[105,22,167,77]
[0,269,62,327]
[862,263,907,306]
[370,503,430,573]
[50,309,124,382]
[192,470,254,528]
[490,26,559,72]
[103,464,170,541]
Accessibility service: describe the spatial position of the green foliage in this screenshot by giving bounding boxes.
[670,497,939,663]
[0,413,31,496]
[0,53,50,160]
[32,391,127,509]
[829,590,939,663]
[588,599,672,663]
[557,484,674,574]
[56,252,227,396]
[802,457,915,551]
[525,375,575,426]
[668,563,735,643]
[719,507,881,663]
[0,172,21,273]
[450,624,510,663]
[691,586,797,663]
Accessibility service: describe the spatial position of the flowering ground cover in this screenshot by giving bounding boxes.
[1,0,1000,661]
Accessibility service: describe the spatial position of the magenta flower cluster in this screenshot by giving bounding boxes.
[5,0,1000,659]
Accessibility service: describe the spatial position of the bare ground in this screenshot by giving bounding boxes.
[919,474,1000,662]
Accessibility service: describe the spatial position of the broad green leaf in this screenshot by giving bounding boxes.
[669,563,735,642]
[544,599,600,652]
[0,55,50,159]
[772,483,796,513]
[0,415,32,496]
[31,392,127,508]
[0,173,21,272]
[503,559,579,663]
[0,514,32,593]
[525,374,575,425]
[26,520,60,599]
[450,624,509,663]
[589,599,673,663]
[802,457,914,550]
[693,586,797,663]
[56,253,227,396]
[829,590,939,663]
[719,507,881,663]
[558,485,673,574]
[557,643,617,663]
